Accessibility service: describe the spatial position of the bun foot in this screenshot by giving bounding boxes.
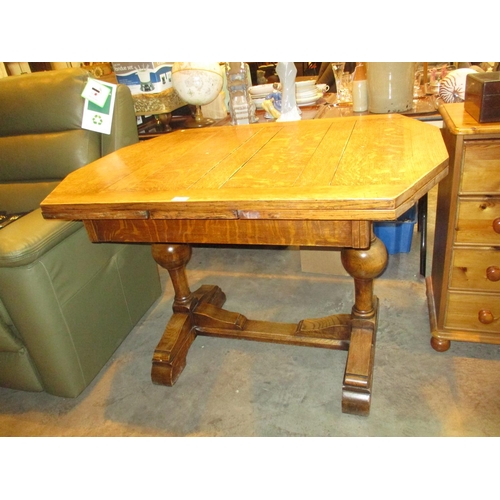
[431,336,450,352]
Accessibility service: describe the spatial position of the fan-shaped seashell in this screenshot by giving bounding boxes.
[439,68,477,103]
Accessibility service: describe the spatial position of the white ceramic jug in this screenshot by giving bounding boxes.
[366,62,414,113]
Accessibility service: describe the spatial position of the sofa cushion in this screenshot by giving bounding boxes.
[0,182,59,214]
[0,130,101,213]
[0,69,89,136]
[0,130,101,182]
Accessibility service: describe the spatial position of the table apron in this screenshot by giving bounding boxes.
[84,218,372,248]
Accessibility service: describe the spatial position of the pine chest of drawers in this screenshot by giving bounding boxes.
[427,103,500,351]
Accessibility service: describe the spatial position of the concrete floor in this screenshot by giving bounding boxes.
[1,186,500,437]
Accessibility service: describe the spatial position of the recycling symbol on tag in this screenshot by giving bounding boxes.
[92,115,103,125]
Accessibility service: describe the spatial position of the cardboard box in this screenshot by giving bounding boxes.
[301,206,417,275]
[464,71,500,123]
[300,247,349,276]
[111,62,173,95]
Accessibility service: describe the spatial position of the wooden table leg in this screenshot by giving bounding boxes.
[150,236,387,417]
[150,243,226,385]
[340,234,388,416]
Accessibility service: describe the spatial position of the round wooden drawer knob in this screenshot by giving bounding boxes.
[486,266,500,282]
[478,309,495,324]
[494,218,500,234]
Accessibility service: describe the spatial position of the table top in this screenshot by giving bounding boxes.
[315,93,441,121]
[41,114,449,222]
[439,103,500,135]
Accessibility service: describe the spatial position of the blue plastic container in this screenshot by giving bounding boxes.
[373,205,417,254]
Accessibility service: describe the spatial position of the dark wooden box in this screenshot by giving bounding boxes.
[464,71,500,123]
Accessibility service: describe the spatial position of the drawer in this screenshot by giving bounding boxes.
[456,198,500,245]
[462,140,500,194]
[450,247,500,291]
[445,291,500,333]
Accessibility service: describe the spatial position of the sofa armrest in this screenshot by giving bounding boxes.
[0,208,82,267]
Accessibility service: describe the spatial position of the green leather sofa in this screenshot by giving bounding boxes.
[0,68,161,397]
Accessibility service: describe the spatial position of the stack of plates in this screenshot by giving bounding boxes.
[295,80,321,106]
[249,84,275,109]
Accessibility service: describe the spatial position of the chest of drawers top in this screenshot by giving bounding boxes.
[440,103,500,136]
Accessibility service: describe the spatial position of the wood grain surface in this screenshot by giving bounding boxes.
[41,115,448,222]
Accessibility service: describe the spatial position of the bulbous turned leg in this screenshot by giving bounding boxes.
[340,234,388,416]
[341,235,388,319]
[151,244,196,386]
[431,336,451,352]
[152,243,195,313]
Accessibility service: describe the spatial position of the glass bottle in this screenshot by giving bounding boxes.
[352,62,368,113]
[225,62,258,125]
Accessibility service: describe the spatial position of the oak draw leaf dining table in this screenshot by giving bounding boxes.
[41,115,449,416]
